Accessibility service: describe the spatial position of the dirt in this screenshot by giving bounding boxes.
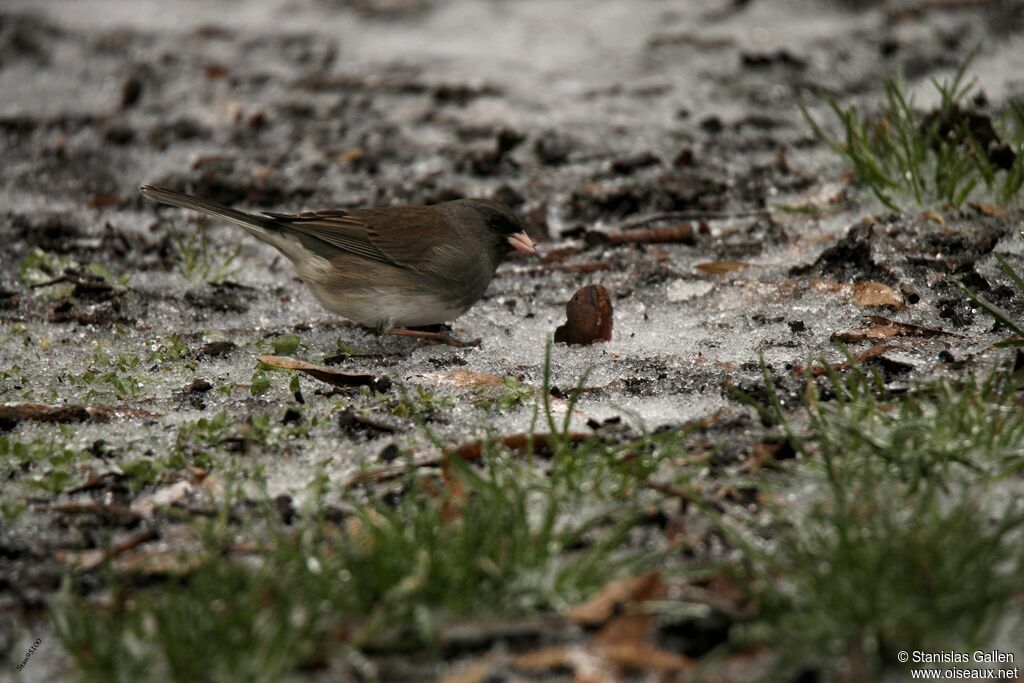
[2,0,1024,680]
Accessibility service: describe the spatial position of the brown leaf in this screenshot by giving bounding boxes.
[832,315,956,344]
[852,282,904,309]
[0,403,160,430]
[113,524,203,576]
[601,642,694,673]
[969,201,1008,217]
[258,355,388,389]
[51,502,144,523]
[426,370,507,388]
[439,459,469,524]
[792,344,894,376]
[57,528,158,571]
[590,224,696,246]
[554,284,613,345]
[437,658,496,683]
[512,646,580,672]
[569,573,665,625]
[695,260,755,275]
[518,572,692,679]
[87,193,119,209]
[115,547,205,577]
[130,480,193,518]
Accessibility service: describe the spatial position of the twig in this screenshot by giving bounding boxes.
[617,209,767,231]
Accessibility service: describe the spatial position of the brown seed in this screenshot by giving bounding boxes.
[554,284,613,345]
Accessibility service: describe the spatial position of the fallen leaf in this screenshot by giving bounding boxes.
[695,260,755,275]
[921,210,946,225]
[258,355,389,390]
[969,201,1008,217]
[439,459,469,523]
[113,524,203,576]
[57,529,158,571]
[517,571,692,678]
[51,502,143,523]
[426,370,507,388]
[592,575,666,659]
[513,646,583,672]
[554,284,613,345]
[852,281,904,308]
[130,480,193,518]
[436,658,496,683]
[792,344,894,376]
[0,403,160,429]
[589,224,696,246]
[569,573,665,625]
[832,315,956,344]
[87,193,119,209]
[600,641,694,673]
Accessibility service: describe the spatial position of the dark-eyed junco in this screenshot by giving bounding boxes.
[140,185,536,339]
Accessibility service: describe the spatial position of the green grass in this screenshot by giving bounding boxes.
[50,349,689,682]
[44,332,1024,682]
[52,436,682,681]
[0,427,89,494]
[729,362,1024,679]
[472,376,535,412]
[167,219,242,284]
[958,253,1024,347]
[802,49,1024,211]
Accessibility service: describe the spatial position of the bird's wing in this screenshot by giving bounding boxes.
[263,207,461,275]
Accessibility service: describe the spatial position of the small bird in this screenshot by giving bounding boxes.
[140,185,536,344]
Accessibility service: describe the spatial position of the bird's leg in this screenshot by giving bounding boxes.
[385,327,482,348]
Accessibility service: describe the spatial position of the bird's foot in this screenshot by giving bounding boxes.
[386,327,481,348]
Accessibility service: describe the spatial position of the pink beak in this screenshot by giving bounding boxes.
[507,231,537,255]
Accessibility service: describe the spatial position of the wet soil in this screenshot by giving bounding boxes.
[2,0,1024,680]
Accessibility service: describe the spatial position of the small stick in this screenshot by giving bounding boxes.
[387,328,482,348]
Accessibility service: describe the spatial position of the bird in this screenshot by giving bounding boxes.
[139,185,537,345]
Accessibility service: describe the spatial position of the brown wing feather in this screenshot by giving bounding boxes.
[262,210,396,265]
[263,206,461,275]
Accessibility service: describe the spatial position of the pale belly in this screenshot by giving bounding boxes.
[307,283,469,329]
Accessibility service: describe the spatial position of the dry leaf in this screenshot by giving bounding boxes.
[852,281,904,309]
[439,460,469,523]
[0,403,160,428]
[590,224,697,246]
[695,260,755,275]
[970,201,1008,217]
[600,642,694,673]
[513,646,581,671]
[832,315,955,344]
[258,355,387,389]
[792,344,893,376]
[569,573,665,625]
[425,370,507,388]
[437,658,496,683]
[87,193,119,209]
[57,529,158,571]
[520,571,691,678]
[130,479,193,518]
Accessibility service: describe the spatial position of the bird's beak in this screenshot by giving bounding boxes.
[507,231,537,255]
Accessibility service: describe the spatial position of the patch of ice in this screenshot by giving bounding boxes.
[667,280,715,303]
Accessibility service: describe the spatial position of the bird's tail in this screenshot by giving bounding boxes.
[139,185,278,238]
